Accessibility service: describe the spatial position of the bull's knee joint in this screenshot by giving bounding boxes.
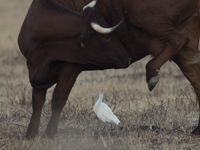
[170,34,189,50]
[146,62,159,76]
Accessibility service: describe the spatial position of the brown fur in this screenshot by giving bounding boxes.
[18,0,200,138]
[176,16,200,64]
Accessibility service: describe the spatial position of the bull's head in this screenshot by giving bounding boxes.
[83,0,122,34]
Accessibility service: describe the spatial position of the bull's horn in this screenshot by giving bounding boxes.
[83,0,98,10]
[90,21,123,34]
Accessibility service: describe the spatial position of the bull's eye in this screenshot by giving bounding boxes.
[104,37,112,42]
[80,42,84,48]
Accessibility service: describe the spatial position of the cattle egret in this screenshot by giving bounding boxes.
[93,93,120,125]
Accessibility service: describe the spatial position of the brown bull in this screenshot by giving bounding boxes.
[18,0,200,138]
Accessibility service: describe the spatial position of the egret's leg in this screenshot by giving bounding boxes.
[110,123,115,132]
[94,123,101,135]
[102,123,106,132]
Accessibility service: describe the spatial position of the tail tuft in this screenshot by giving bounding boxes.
[187,39,200,64]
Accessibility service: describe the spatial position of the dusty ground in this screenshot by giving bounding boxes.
[0,0,200,149]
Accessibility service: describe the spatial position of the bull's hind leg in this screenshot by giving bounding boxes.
[45,64,82,138]
[146,28,189,91]
[26,88,47,139]
[174,57,200,135]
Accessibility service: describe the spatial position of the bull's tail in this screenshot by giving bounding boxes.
[198,0,200,16]
[179,0,200,65]
[188,39,200,64]
[187,3,200,65]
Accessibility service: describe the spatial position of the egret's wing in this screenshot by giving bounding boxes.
[101,102,113,114]
[99,103,120,125]
[95,111,106,122]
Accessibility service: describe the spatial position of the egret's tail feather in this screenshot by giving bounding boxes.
[110,113,120,125]
[113,115,120,125]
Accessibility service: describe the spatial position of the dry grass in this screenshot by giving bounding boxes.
[1,0,200,149]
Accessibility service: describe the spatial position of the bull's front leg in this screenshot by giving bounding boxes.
[146,30,189,91]
[26,88,47,139]
[45,64,82,138]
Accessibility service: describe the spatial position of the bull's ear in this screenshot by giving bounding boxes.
[83,0,98,10]
[90,21,123,34]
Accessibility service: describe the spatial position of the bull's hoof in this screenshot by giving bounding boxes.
[146,62,159,91]
[191,126,200,136]
[26,129,38,139]
[147,75,159,91]
[45,125,57,139]
[25,123,39,139]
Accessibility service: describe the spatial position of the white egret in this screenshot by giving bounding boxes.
[93,93,120,125]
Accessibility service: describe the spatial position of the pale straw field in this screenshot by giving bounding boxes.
[0,0,200,149]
